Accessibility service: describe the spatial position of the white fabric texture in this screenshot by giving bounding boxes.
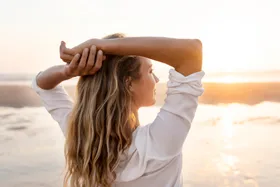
[31,69,205,187]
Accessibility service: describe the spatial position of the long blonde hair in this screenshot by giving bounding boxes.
[63,33,141,187]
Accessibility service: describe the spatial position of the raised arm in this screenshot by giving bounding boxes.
[142,69,205,160]
[38,45,104,89]
[33,46,105,135]
[62,37,202,76]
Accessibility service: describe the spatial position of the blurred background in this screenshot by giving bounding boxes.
[0,0,279,186]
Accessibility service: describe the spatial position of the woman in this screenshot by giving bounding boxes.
[32,33,204,187]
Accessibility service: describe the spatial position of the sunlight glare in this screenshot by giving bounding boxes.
[221,106,234,139]
[216,153,239,174]
[222,75,244,83]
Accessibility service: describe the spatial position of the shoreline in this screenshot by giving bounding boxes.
[1,82,280,108]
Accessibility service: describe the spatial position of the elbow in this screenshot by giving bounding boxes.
[194,39,203,70]
[183,39,202,55]
[176,39,203,74]
[177,39,203,60]
[192,38,203,62]
[193,39,202,48]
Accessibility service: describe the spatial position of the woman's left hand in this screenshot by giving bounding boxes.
[62,45,105,78]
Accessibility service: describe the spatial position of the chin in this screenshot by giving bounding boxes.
[140,96,156,107]
[142,100,156,107]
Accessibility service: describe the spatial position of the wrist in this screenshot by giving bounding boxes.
[72,38,106,55]
[86,38,106,52]
[59,65,74,80]
[97,38,118,55]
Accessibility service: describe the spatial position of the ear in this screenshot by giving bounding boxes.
[129,84,135,92]
[125,77,134,92]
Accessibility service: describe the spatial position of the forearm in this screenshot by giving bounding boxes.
[73,37,202,70]
[36,65,70,90]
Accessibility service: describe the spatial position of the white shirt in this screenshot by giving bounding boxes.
[31,69,205,187]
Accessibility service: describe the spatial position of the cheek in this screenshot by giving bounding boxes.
[132,75,156,105]
[145,75,156,98]
[149,75,156,89]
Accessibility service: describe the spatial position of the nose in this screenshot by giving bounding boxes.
[153,73,159,83]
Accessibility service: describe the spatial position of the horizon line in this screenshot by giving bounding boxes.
[2,69,280,75]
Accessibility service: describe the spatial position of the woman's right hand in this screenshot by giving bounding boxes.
[60,40,102,63]
[63,45,105,78]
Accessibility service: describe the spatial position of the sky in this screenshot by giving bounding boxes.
[0,0,279,81]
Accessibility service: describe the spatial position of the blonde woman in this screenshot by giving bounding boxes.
[32,33,204,187]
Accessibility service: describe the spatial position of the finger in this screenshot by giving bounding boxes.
[85,45,97,73]
[60,54,74,63]
[60,41,74,63]
[66,53,80,75]
[60,41,76,56]
[59,41,66,53]
[78,48,89,73]
[90,50,103,74]
[63,47,76,56]
[70,53,80,68]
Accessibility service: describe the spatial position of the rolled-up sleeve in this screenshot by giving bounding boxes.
[135,69,205,160]
[31,72,73,136]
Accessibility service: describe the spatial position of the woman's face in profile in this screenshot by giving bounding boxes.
[130,57,159,108]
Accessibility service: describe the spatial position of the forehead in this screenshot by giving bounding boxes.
[138,57,152,70]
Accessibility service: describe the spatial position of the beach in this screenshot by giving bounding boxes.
[1,0,278,186]
[0,82,280,187]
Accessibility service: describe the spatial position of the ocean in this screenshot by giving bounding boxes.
[0,81,280,187]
